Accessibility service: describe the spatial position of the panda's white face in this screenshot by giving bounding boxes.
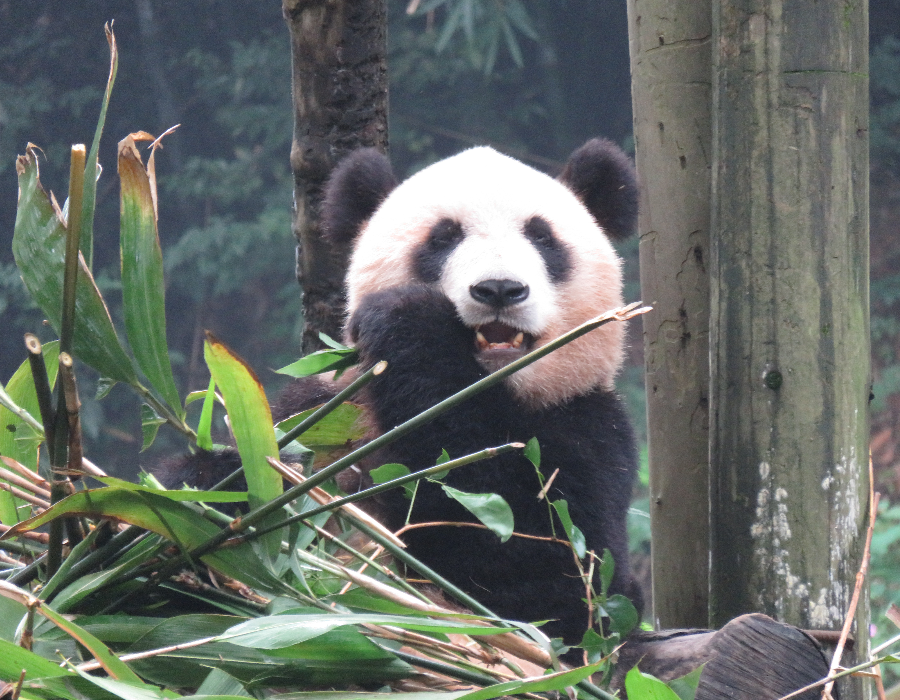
[344,146,626,408]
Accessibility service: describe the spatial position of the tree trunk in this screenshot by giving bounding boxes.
[627,0,712,629]
[709,1,870,697]
[282,0,389,353]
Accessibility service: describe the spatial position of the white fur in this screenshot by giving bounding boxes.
[345,147,626,408]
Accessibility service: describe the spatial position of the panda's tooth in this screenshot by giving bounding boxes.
[512,332,525,349]
[476,331,489,350]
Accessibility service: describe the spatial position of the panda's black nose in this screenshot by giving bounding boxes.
[470,279,530,308]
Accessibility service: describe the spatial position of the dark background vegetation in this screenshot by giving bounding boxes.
[0,0,898,634]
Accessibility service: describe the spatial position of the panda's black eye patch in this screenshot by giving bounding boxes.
[413,218,465,283]
[524,216,571,283]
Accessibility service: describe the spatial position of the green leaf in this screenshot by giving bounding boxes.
[3,488,287,594]
[599,547,616,595]
[197,377,217,450]
[275,348,359,379]
[195,667,250,697]
[523,436,540,468]
[457,662,603,700]
[441,485,514,543]
[140,403,166,452]
[605,594,639,637]
[13,148,139,385]
[667,666,703,700]
[222,613,515,648]
[0,636,78,681]
[96,376,117,400]
[118,134,183,415]
[0,341,58,524]
[624,666,682,700]
[551,499,587,558]
[317,333,351,351]
[577,627,608,664]
[369,463,416,498]
[37,603,145,684]
[204,334,282,555]
[81,25,118,271]
[275,403,367,451]
[96,477,247,503]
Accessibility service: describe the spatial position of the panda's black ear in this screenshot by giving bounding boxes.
[558,138,638,241]
[322,149,397,245]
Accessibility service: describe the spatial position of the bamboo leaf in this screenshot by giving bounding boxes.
[96,477,247,503]
[118,134,182,414]
[2,488,286,594]
[197,377,217,450]
[13,148,138,384]
[38,604,144,684]
[599,547,615,595]
[441,485,514,543]
[604,594,639,637]
[140,403,166,451]
[204,334,283,557]
[551,499,586,558]
[624,666,682,700]
[80,23,118,270]
[222,613,515,648]
[275,403,366,450]
[0,637,76,680]
[523,436,540,468]
[275,348,358,379]
[457,662,603,700]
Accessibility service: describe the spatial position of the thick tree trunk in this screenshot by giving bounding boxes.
[282,0,388,353]
[627,0,712,629]
[709,1,870,697]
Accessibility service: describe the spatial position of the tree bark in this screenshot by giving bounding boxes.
[627,0,712,629]
[709,1,870,697]
[282,0,389,353]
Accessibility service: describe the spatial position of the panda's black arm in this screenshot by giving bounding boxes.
[349,285,515,462]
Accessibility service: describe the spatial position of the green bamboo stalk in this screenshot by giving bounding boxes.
[244,442,524,542]
[60,145,86,356]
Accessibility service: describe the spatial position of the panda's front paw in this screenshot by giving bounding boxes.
[349,285,473,367]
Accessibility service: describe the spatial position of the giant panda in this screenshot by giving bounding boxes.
[160,138,642,649]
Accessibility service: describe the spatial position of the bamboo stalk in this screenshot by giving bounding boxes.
[24,334,54,445]
[248,443,523,543]
[0,466,51,499]
[0,482,49,510]
[0,457,49,488]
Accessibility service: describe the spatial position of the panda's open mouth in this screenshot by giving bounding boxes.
[473,321,535,372]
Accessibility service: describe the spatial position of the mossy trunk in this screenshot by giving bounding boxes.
[709,1,870,696]
[627,0,712,629]
[282,0,388,353]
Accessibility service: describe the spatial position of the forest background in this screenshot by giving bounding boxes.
[0,0,899,635]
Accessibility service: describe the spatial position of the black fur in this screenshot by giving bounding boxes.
[350,285,641,644]
[412,218,465,283]
[322,148,397,245]
[523,216,572,283]
[558,138,638,241]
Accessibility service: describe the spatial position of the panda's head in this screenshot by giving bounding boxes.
[323,139,638,408]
